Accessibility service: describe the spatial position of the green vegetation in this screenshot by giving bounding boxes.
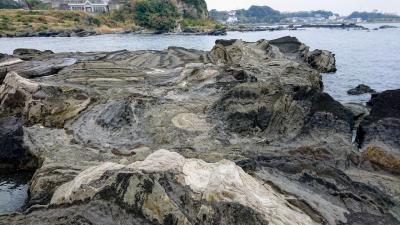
[0,0,22,9]
[283,10,334,19]
[24,0,41,9]
[181,0,207,17]
[0,15,14,31]
[0,0,220,34]
[236,6,281,23]
[0,10,136,33]
[210,5,400,24]
[181,18,223,30]
[210,6,335,24]
[209,9,229,22]
[135,0,179,30]
[347,11,400,22]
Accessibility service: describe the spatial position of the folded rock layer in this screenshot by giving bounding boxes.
[0,37,398,225]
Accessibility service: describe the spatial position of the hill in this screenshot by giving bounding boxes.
[347,11,400,22]
[0,0,221,36]
[210,5,400,24]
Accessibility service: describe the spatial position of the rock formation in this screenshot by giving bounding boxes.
[0,37,398,225]
[347,84,376,95]
[174,0,209,20]
[358,90,400,173]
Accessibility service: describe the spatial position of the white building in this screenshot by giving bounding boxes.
[226,11,238,24]
[67,0,109,13]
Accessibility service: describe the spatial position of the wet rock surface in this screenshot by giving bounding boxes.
[0,117,28,170]
[0,36,399,225]
[358,90,400,174]
[347,84,376,95]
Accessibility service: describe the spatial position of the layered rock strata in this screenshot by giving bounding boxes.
[0,37,398,225]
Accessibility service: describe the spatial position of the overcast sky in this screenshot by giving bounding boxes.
[206,0,400,16]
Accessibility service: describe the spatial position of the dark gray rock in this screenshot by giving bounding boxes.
[0,38,398,225]
[269,36,336,72]
[347,84,376,95]
[269,36,307,55]
[237,147,398,225]
[207,28,227,36]
[307,49,337,73]
[379,25,397,29]
[1,57,77,80]
[359,89,400,153]
[0,116,35,170]
[13,48,54,60]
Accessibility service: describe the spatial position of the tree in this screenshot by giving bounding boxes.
[347,11,400,21]
[0,0,23,9]
[21,0,42,9]
[236,5,281,23]
[135,0,180,31]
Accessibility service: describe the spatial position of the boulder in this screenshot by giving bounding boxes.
[344,102,369,130]
[347,84,376,95]
[0,56,77,81]
[359,90,400,172]
[307,49,337,73]
[268,36,336,72]
[13,49,54,60]
[237,146,399,225]
[344,103,369,119]
[0,72,91,127]
[207,28,227,36]
[3,150,318,225]
[0,116,34,170]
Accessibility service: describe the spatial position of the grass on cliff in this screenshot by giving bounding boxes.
[181,18,225,30]
[0,9,138,34]
[0,6,222,34]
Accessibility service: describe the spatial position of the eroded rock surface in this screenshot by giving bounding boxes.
[0,37,398,225]
[358,90,400,174]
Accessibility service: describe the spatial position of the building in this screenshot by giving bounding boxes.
[67,0,109,13]
[49,0,111,13]
[226,11,238,24]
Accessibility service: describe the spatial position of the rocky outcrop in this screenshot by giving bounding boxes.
[175,0,209,20]
[358,90,400,173]
[0,38,398,224]
[378,25,397,29]
[347,84,376,95]
[268,36,336,72]
[12,49,54,61]
[0,50,76,82]
[298,23,368,30]
[0,72,91,127]
[0,28,101,39]
[2,150,318,225]
[237,146,398,225]
[307,49,337,73]
[0,116,37,170]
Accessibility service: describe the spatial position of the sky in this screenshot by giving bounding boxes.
[205,0,400,16]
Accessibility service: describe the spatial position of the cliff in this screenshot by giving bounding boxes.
[174,0,209,20]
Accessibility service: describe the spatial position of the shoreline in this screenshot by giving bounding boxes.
[0,28,228,38]
[1,22,397,38]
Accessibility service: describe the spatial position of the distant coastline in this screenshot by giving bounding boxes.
[210,5,400,25]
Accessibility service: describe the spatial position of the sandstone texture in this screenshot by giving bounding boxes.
[0,37,398,225]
